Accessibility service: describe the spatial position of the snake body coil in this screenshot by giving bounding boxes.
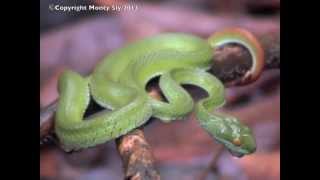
[55,28,264,157]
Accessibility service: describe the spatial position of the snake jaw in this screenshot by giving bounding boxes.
[219,134,256,158]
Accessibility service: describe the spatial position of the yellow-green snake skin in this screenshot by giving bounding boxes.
[55,28,264,157]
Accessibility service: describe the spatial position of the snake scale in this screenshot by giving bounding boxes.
[55,28,264,157]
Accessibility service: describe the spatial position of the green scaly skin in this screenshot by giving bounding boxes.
[55,29,262,157]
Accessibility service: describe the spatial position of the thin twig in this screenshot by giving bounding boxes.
[40,99,58,145]
[198,145,225,180]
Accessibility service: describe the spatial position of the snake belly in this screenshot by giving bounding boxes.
[55,31,259,157]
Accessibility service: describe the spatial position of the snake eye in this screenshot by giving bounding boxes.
[233,138,242,146]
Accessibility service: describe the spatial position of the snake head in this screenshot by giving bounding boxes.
[222,126,256,158]
[202,115,256,158]
[218,117,256,157]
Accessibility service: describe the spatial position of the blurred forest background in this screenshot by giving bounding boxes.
[40,0,280,180]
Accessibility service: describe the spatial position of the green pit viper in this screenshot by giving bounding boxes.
[55,28,264,157]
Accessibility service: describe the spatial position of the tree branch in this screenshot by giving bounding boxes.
[116,129,160,180]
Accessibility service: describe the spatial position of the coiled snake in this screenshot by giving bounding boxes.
[55,28,264,157]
